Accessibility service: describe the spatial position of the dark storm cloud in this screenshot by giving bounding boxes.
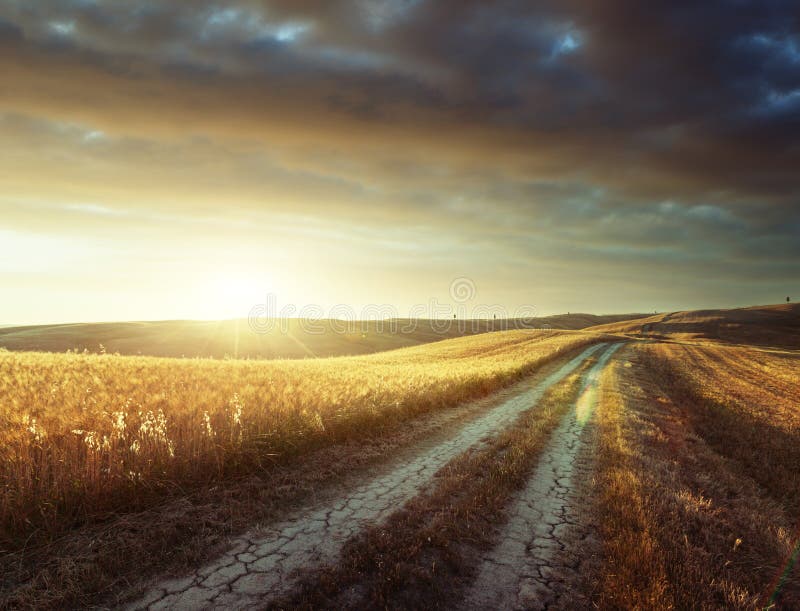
[1,0,798,313]
[2,1,797,192]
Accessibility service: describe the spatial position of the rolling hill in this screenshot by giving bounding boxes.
[0,313,644,359]
[588,303,800,348]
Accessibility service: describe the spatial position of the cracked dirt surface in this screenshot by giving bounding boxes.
[462,342,622,611]
[127,343,608,610]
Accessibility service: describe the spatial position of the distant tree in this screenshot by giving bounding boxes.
[788,296,792,302]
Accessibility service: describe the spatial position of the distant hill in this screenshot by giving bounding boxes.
[587,303,800,349]
[0,313,644,359]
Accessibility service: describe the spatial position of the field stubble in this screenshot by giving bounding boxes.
[594,342,800,608]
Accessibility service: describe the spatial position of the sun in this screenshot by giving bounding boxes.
[207,270,269,319]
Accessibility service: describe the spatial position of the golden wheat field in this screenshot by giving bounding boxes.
[0,329,602,550]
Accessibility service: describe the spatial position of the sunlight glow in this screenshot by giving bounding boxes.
[575,384,596,426]
[208,270,269,319]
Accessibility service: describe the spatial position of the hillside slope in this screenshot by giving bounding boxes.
[0,313,643,358]
[588,303,800,348]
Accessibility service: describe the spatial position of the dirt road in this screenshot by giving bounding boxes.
[462,342,622,610]
[128,343,610,610]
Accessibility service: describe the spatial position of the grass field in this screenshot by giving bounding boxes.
[2,304,799,609]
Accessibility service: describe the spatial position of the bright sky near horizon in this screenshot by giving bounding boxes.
[1,1,798,324]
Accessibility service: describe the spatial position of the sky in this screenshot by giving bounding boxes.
[1,0,799,324]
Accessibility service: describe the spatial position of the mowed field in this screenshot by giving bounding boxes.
[0,313,643,359]
[2,305,799,609]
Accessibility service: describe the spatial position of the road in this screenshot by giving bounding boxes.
[128,342,614,610]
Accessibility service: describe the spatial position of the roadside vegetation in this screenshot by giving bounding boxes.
[594,343,800,608]
[592,356,673,608]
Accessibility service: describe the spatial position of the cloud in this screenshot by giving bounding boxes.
[0,0,798,321]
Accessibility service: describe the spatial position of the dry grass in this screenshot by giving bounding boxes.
[643,342,800,511]
[593,357,673,608]
[593,342,800,608]
[271,354,598,609]
[0,329,604,552]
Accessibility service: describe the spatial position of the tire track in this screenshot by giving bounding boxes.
[128,343,609,610]
[462,343,622,610]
